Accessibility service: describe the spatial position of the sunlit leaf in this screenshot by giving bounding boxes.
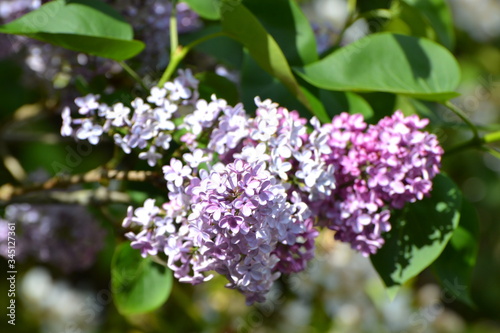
[295,33,461,101]
[111,242,172,314]
[371,174,462,298]
[0,0,144,60]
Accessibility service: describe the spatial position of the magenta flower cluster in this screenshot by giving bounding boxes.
[62,72,443,303]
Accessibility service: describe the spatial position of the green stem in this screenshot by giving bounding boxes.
[347,0,357,15]
[484,130,500,144]
[442,101,479,139]
[158,46,189,87]
[444,130,500,157]
[170,0,179,59]
[443,137,483,156]
[118,61,148,90]
[356,8,393,21]
[158,32,226,87]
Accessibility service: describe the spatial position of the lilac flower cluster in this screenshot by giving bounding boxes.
[125,159,315,304]
[313,112,443,255]
[61,69,198,166]
[63,72,443,303]
[0,204,106,272]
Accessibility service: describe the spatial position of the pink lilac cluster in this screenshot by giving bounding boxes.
[311,112,443,255]
[61,69,199,166]
[0,204,106,273]
[63,72,443,303]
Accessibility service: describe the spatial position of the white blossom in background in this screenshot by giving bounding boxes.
[20,267,101,333]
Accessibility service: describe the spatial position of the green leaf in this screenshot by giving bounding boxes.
[111,242,173,315]
[220,1,312,113]
[371,174,462,298]
[196,71,240,105]
[358,92,397,122]
[402,0,455,50]
[243,0,318,66]
[0,0,144,60]
[320,90,374,120]
[432,199,478,307]
[384,2,436,40]
[183,0,221,20]
[295,33,461,101]
[240,52,329,122]
[180,24,244,68]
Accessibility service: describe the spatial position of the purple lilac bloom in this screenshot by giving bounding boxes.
[63,71,444,302]
[124,159,317,304]
[0,204,106,272]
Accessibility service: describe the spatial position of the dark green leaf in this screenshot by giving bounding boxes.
[371,174,462,298]
[220,1,312,113]
[384,2,436,40]
[243,0,318,66]
[295,33,461,101]
[432,199,478,307]
[180,24,244,68]
[183,0,221,20]
[240,52,332,122]
[402,0,455,50]
[111,242,173,314]
[196,71,240,105]
[320,90,374,119]
[358,92,397,122]
[357,0,392,12]
[0,59,39,116]
[0,0,144,60]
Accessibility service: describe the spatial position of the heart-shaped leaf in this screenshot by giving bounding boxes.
[0,0,144,60]
[111,242,173,315]
[432,199,478,307]
[295,33,460,101]
[371,174,462,298]
[243,0,318,66]
[402,0,455,50]
[183,0,221,20]
[220,1,312,113]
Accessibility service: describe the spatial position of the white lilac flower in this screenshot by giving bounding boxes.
[183,148,209,168]
[139,146,163,167]
[113,133,132,154]
[155,132,172,150]
[163,158,192,187]
[75,94,100,115]
[147,87,167,106]
[60,107,73,136]
[75,119,103,145]
[106,102,131,127]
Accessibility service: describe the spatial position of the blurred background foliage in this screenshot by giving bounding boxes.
[0,0,500,332]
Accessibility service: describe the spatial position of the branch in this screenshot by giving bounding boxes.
[0,167,164,202]
[5,188,131,205]
[442,101,479,139]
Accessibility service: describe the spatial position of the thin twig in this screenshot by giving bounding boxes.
[0,168,163,202]
[442,101,479,139]
[118,60,149,91]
